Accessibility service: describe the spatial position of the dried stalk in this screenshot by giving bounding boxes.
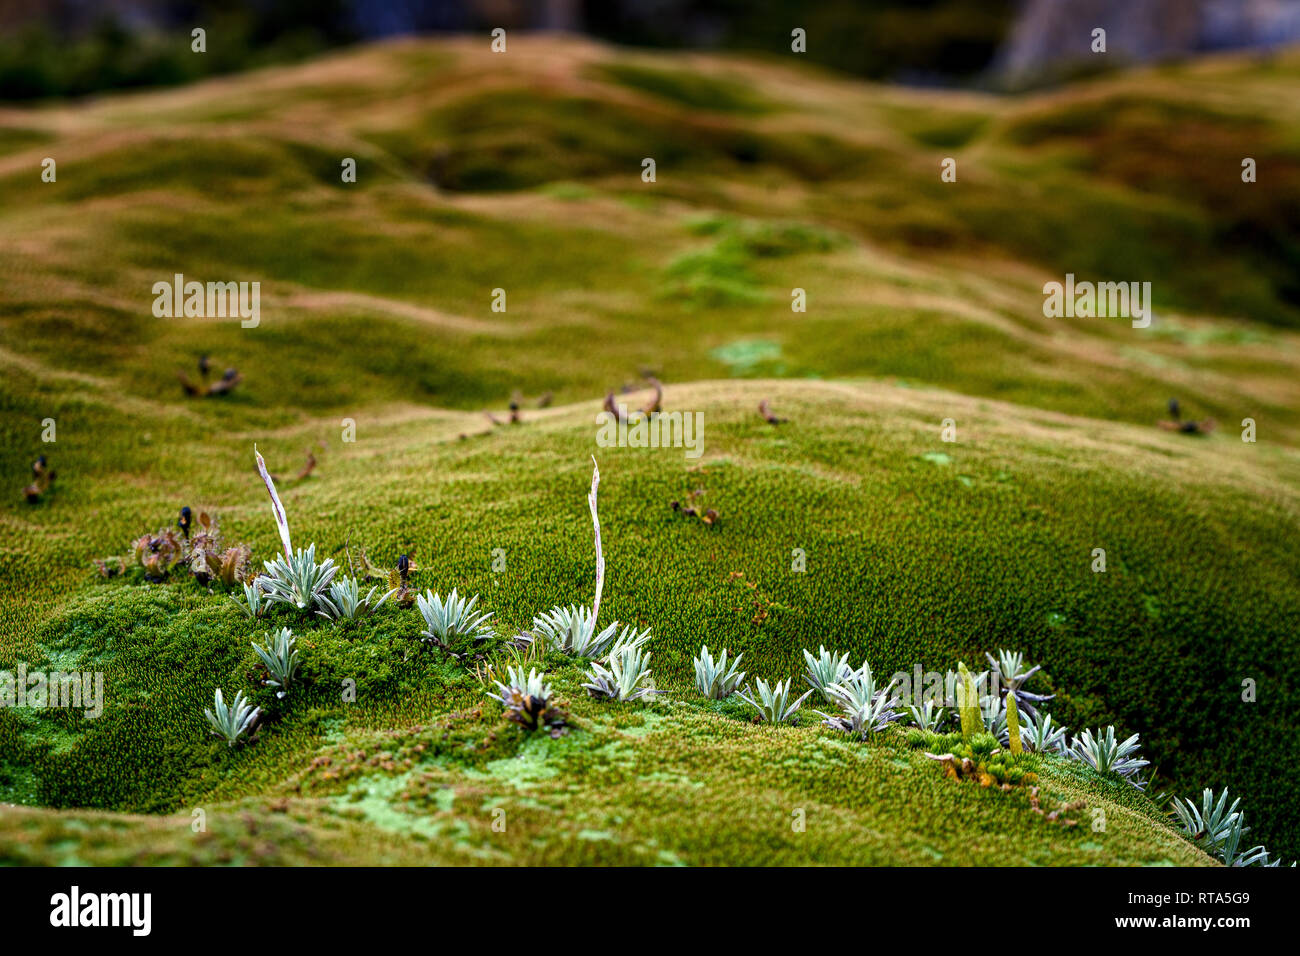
[588,456,604,632]
[254,445,293,561]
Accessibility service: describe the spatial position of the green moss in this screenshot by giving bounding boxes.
[598,63,774,114]
[0,126,53,157]
[5,377,1296,857]
[2,37,1298,865]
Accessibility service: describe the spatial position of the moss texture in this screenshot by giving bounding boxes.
[1,35,1297,865]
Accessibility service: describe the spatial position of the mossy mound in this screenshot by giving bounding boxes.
[2,36,1299,865]
[2,380,1295,862]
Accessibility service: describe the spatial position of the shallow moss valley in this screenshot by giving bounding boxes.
[1,36,1298,866]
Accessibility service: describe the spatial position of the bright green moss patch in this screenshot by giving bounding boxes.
[709,338,784,372]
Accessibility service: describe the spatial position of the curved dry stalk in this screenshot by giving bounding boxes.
[254,444,293,562]
[588,456,604,632]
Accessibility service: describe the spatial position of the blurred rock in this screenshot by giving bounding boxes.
[998,0,1300,83]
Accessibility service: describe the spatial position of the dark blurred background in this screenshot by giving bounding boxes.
[3,0,1300,99]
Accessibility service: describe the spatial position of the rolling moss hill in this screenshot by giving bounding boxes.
[1,36,1298,864]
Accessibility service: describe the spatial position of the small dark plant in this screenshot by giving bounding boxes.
[23,455,55,504]
[758,399,785,424]
[669,487,719,527]
[178,355,242,397]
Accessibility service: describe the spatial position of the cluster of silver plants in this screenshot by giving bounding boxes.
[906,698,948,733]
[488,664,553,709]
[737,678,812,724]
[1069,726,1150,787]
[803,645,852,702]
[1170,788,1289,866]
[316,575,395,620]
[694,644,745,699]
[1018,709,1069,753]
[582,642,659,702]
[816,663,901,739]
[258,544,338,612]
[986,648,1053,717]
[204,688,259,745]
[532,605,621,656]
[484,664,568,735]
[946,650,1290,863]
[1173,788,1246,851]
[251,627,300,699]
[416,588,495,651]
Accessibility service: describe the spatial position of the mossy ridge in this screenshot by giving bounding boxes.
[3,40,1299,450]
[4,379,1296,858]
[2,701,1214,866]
